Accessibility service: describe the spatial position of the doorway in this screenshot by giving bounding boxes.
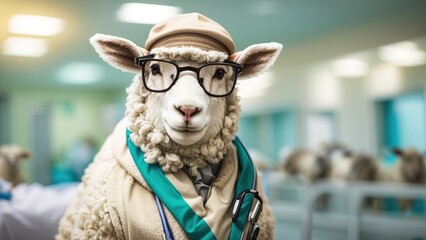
[0,91,11,144]
[377,91,426,163]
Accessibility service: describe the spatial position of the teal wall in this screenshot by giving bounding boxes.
[238,115,259,149]
[238,110,297,163]
[394,93,426,151]
[380,92,426,162]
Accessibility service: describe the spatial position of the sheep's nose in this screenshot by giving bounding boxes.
[177,106,200,122]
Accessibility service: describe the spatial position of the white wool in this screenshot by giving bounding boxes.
[151,131,164,145]
[329,157,353,180]
[57,155,119,239]
[298,154,316,178]
[125,50,240,173]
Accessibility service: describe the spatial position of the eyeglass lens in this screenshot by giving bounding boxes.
[142,59,237,96]
[143,60,177,91]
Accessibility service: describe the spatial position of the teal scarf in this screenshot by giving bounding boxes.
[126,129,257,240]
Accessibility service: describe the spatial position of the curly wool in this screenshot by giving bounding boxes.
[56,159,119,240]
[74,175,115,239]
[125,48,240,174]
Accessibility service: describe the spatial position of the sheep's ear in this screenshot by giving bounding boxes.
[90,34,148,73]
[229,42,282,79]
[392,148,404,156]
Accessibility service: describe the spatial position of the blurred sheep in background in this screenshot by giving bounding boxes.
[0,144,31,186]
[281,142,348,183]
[279,142,348,209]
[330,151,381,211]
[329,151,380,183]
[0,146,78,240]
[387,148,426,213]
[279,142,426,214]
[390,148,426,184]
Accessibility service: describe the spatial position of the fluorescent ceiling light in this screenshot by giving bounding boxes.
[9,14,64,36]
[379,41,426,67]
[2,37,48,57]
[237,72,273,98]
[57,62,103,84]
[117,3,181,24]
[331,58,368,78]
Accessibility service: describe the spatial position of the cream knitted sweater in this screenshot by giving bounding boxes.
[56,119,275,239]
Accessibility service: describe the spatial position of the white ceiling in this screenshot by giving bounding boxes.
[1,0,426,91]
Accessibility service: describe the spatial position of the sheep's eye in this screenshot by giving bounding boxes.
[150,64,161,75]
[213,68,226,80]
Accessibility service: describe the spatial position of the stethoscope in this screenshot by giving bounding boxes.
[154,137,263,240]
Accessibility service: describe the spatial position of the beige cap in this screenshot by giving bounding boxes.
[145,13,235,55]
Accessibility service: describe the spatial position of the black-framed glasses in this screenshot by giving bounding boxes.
[232,189,263,240]
[134,54,243,97]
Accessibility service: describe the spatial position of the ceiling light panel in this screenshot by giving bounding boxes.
[2,37,48,57]
[8,14,64,36]
[117,3,182,24]
[57,62,103,84]
[379,41,426,67]
[331,58,368,78]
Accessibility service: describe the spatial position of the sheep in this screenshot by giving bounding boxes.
[280,142,347,183]
[329,151,380,183]
[56,13,282,240]
[0,144,31,186]
[331,151,381,211]
[281,149,329,183]
[391,148,426,184]
[346,153,380,182]
[279,143,347,210]
[388,148,426,212]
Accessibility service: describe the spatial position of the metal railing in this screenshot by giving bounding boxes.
[268,175,426,240]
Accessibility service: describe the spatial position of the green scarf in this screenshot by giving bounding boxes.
[127,129,256,240]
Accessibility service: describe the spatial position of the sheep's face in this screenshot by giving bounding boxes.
[90,34,282,171]
[393,148,425,183]
[0,145,30,166]
[0,145,30,185]
[144,59,227,145]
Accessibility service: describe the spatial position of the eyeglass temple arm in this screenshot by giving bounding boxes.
[134,54,156,65]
